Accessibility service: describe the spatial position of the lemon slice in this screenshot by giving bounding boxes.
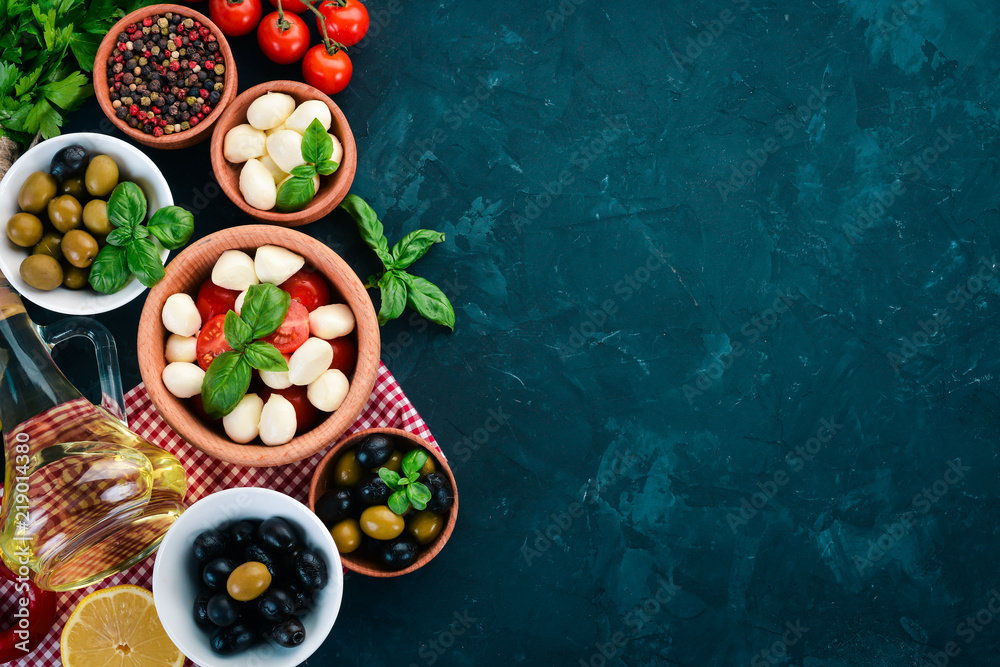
[60,584,184,667]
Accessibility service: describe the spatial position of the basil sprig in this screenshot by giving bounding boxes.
[339,194,455,329]
[378,450,433,515]
[201,283,290,418]
[88,182,195,294]
[275,118,340,212]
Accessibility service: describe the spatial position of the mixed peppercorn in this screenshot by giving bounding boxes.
[105,12,227,137]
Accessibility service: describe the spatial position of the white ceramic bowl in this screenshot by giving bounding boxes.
[152,488,344,667]
[0,132,171,314]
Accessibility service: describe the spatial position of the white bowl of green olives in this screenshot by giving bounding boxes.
[0,132,171,314]
[152,487,343,667]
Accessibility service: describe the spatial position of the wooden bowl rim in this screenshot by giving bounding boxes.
[137,225,380,467]
[208,80,358,228]
[308,427,458,577]
[93,3,238,149]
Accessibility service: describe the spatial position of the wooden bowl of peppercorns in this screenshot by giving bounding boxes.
[94,4,238,149]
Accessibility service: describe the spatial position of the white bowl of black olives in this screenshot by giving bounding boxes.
[151,487,343,666]
[0,132,171,314]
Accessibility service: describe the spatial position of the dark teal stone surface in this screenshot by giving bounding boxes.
[40,0,1000,663]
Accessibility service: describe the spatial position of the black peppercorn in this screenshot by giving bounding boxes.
[116,107,129,120]
[125,58,137,70]
[127,116,139,128]
[149,79,162,92]
[122,73,134,85]
[180,111,190,121]
[208,90,220,105]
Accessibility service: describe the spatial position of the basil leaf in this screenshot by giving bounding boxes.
[88,244,131,294]
[224,310,252,350]
[125,236,165,288]
[131,224,149,240]
[201,351,252,419]
[243,341,288,372]
[390,229,445,270]
[146,205,194,250]
[401,449,428,478]
[316,160,339,176]
[378,467,401,490]
[401,273,455,330]
[106,181,146,229]
[241,283,290,339]
[275,175,316,213]
[377,271,406,325]
[301,118,333,164]
[290,164,317,179]
[340,194,391,267]
[387,490,410,515]
[105,226,131,247]
[406,470,420,483]
[406,482,431,511]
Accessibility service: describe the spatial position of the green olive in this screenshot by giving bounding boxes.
[84,155,119,197]
[418,453,436,476]
[6,213,44,248]
[331,518,362,554]
[47,195,83,233]
[19,254,62,291]
[359,505,405,541]
[62,264,90,290]
[82,199,112,236]
[384,450,403,473]
[334,451,363,487]
[407,510,444,545]
[61,230,99,269]
[59,178,87,200]
[32,232,63,261]
[226,561,272,601]
[17,171,57,214]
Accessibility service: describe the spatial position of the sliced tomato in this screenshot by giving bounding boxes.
[196,314,232,370]
[196,280,240,323]
[328,336,357,376]
[262,300,310,354]
[260,384,319,433]
[279,269,332,312]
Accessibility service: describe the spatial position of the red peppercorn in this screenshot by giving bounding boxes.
[114,73,123,82]
[207,34,216,42]
[142,17,153,26]
[205,61,215,70]
[200,26,210,37]
[143,50,151,58]
[199,88,210,99]
[151,106,162,115]
[129,104,139,115]
[117,42,126,52]
[169,61,181,72]
[188,30,199,40]
[153,127,164,137]
[114,54,124,63]
[174,36,183,48]
[190,116,200,126]
[194,21,202,28]
[201,105,211,115]
[137,110,147,121]
[188,60,197,69]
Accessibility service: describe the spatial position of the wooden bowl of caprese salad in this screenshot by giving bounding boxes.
[137,225,380,466]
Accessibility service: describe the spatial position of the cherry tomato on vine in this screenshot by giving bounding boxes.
[315,0,369,47]
[257,11,310,64]
[269,0,310,12]
[209,0,263,37]
[302,45,352,95]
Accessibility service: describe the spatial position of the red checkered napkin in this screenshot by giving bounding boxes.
[1,361,438,667]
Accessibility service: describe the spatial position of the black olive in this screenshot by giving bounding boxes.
[193,529,229,562]
[228,519,261,550]
[244,544,277,575]
[257,588,295,622]
[258,517,300,552]
[355,435,393,469]
[380,535,419,570]
[269,616,307,648]
[424,472,454,513]
[356,473,391,508]
[293,548,329,591]
[207,593,241,627]
[193,591,213,630]
[203,557,237,591]
[50,145,89,182]
[210,622,256,655]
[315,488,354,527]
[286,583,315,615]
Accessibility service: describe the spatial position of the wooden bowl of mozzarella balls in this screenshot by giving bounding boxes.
[209,80,357,227]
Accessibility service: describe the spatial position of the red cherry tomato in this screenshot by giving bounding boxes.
[196,314,233,370]
[262,300,310,353]
[260,384,319,432]
[209,0,262,37]
[302,45,352,95]
[269,0,309,12]
[257,11,310,64]
[195,280,240,323]
[279,269,332,312]
[329,336,357,375]
[315,0,369,47]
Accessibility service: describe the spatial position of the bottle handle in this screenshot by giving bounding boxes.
[36,317,128,426]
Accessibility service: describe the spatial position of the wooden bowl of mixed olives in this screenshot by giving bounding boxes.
[309,428,458,577]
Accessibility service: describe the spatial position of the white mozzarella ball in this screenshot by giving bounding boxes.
[254,245,304,285]
[287,337,333,385]
[165,334,198,363]
[260,368,292,389]
[212,250,259,291]
[329,133,343,165]
[223,393,264,444]
[266,130,306,173]
[258,154,288,184]
[258,393,297,446]
[223,124,266,163]
[307,369,350,412]
[309,304,355,339]
[162,362,205,398]
[246,92,296,130]
[234,289,247,315]
[265,123,287,137]
[161,293,201,337]
[240,158,278,211]
[284,100,333,134]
